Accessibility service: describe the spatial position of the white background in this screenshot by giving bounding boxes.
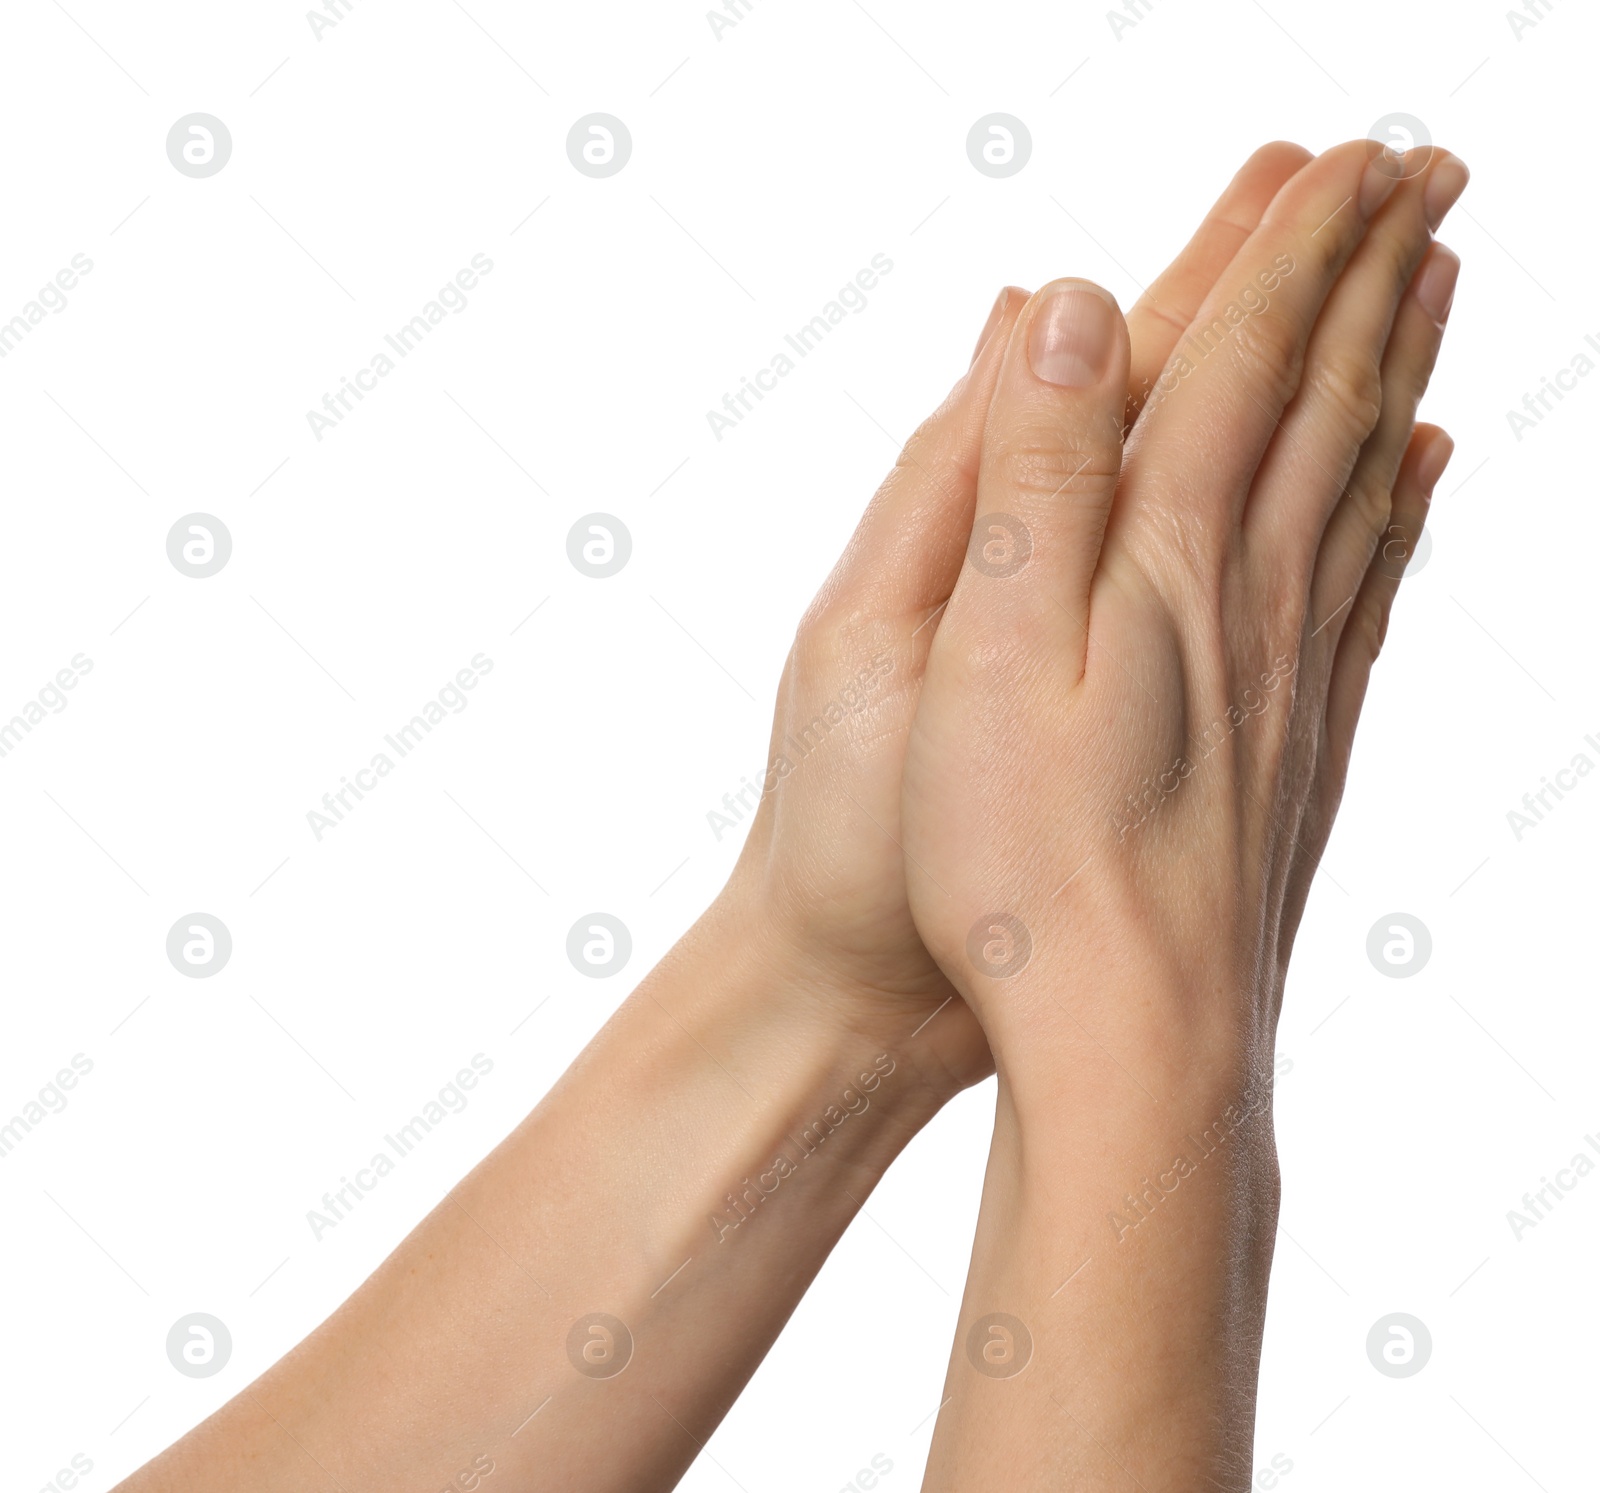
[1,0,1593,1488]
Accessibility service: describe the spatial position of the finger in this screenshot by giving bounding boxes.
[819,287,1029,626]
[1324,425,1453,750]
[1125,141,1312,422]
[1274,425,1451,962]
[951,277,1130,658]
[1303,242,1459,650]
[1125,139,1403,533]
[971,285,1020,365]
[1247,153,1466,553]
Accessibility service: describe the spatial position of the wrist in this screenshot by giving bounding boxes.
[927,1077,1278,1493]
[996,1056,1280,1211]
[984,1001,1281,1280]
[639,889,953,1174]
[700,873,985,1115]
[956,922,1273,1119]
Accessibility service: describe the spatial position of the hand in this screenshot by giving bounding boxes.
[904,136,1466,1490]
[902,136,1464,1097]
[717,143,1324,1096]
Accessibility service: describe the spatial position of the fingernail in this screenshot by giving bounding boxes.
[971,289,1008,366]
[1417,430,1455,494]
[1413,244,1460,322]
[1424,153,1470,231]
[1358,160,1401,219]
[1028,286,1117,387]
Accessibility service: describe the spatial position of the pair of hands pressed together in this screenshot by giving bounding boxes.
[119,137,1465,1493]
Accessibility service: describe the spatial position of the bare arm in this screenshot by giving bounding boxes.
[114,891,961,1492]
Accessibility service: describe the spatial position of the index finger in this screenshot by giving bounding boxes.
[1124,140,1313,422]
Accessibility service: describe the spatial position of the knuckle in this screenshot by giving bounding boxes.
[985,426,1121,504]
[1375,514,1424,579]
[1129,293,1192,343]
[1376,218,1430,304]
[795,584,898,670]
[896,406,949,473]
[1302,217,1354,288]
[938,610,1035,690]
[793,580,848,658]
[1229,310,1305,412]
[1391,351,1436,430]
[874,436,961,518]
[1304,349,1384,444]
[1359,590,1390,660]
[1345,468,1395,542]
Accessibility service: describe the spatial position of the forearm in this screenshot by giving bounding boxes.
[114,888,955,1493]
[922,1022,1280,1491]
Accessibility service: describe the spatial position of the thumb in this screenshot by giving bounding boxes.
[958,278,1129,667]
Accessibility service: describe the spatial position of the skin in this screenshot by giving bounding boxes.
[740,141,1321,1090]
[902,139,1465,1488]
[108,139,1462,1493]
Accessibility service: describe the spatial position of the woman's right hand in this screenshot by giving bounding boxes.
[902,138,1465,1105]
[902,134,1465,1493]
